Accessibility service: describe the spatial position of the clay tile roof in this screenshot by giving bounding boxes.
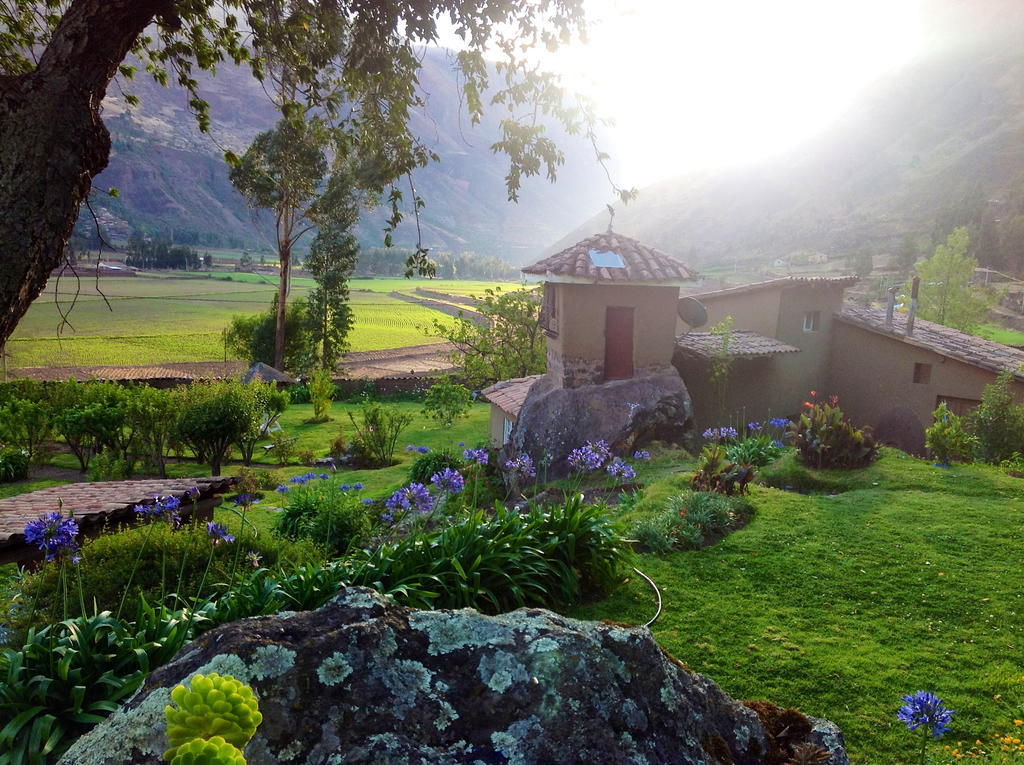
[523,232,696,285]
[687,275,859,299]
[675,331,800,359]
[88,366,192,381]
[480,375,543,419]
[836,308,1024,381]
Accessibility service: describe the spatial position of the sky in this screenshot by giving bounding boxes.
[527,0,926,188]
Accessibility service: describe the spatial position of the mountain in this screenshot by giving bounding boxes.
[554,1,1024,273]
[89,48,612,263]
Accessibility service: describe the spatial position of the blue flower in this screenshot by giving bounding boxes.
[318,473,330,480]
[768,417,790,429]
[897,691,954,739]
[353,482,364,491]
[288,475,309,485]
[206,521,235,545]
[458,441,465,447]
[632,449,651,461]
[385,482,434,515]
[275,484,290,493]
[606,458,637,482]
[231,493,259,507]
[463,447,489,465]
[184,486,201,499]
[702,426,739,441]
[504,454,536,480]
[405,445,416,451]
[747,421,763,432]
[361,497,375,505]
[431,468,465,495]
[416,446,430,454]
[24,511,80,562]
[340,484,351,492]
[772,439,785,449]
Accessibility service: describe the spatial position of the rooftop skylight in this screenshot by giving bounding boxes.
[588,248,625,268]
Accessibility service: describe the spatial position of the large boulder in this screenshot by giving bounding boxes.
[508,372,694,479]
[60,588,848,765]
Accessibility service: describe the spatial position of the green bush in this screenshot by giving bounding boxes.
[273,478,374,556]
[788,398,879,469]
[726,435,783,468]
[286,384,311,404]
[408,449,462,484]
[174,382,260,475]
[0,447,29,483]
[306,369,336,422]
[420,381,472,428]
[346,401,413,468]
[632,491,746,553]
[235,380,289,467]
[8,520,321,632]
[968,370,1024,464]
[0,397,52,464]
[346,494,630,612]
[925,402,975,465]
[87,452,130,482]
[690,444,754,495]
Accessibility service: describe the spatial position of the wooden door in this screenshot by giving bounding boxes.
[604,307,634,380]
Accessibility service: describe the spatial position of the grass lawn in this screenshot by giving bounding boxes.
[576,449,1024,764]
[978,324,1024,346]
[5,273,510,367]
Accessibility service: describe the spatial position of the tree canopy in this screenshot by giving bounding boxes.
[0,0,622,346]
[916,226,991,333]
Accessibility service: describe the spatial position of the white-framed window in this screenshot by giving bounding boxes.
[803,310,821,332]
[502,417,514,445]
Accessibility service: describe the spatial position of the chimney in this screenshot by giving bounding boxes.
[906,276,920,336]
[885,283,902,326]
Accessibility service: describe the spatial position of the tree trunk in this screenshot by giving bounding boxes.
[275,244,291,370]
[0,0,171,346]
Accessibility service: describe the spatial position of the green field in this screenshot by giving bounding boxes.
[978,323,1024,346]
[5,273,516,368]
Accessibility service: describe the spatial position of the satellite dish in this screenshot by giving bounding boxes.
[677,297,708,329]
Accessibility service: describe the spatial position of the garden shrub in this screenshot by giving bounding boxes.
[87,452,130,482]
[8,520,321,632]
[691,444,755,495]
[968,370,1024,464]
[346,494,630,612]
[925,402,975,465]
[306,369,336,423]
[420,380,472,428]
[127,384,178,477]
[233,466,286,493]
[271,432,296,465]
[235,380,289,466]
[347,401,413,468]
[408,449,462,484]
[0,396,52,464]
[788,397,879,469]
[632,491,748,553]
[297,448,316,465]
[174,381,261,475]
[726,435,783,468]
[286,383,311,404]
[0,447,29,483]
[273,479,373,556]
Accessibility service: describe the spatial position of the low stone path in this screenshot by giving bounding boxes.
[0,476,238,565]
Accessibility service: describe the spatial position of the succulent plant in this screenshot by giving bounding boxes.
[164,673,262,761]
[169,736,247,765]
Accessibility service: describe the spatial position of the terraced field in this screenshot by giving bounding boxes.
[5,272,516,368]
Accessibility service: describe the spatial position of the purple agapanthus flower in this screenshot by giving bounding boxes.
[416,446,429,454]
[380,509,395,525]
[340,484,351,492]
[702,426,739,441]
[632,449,651,461]
[431,468,465,495]
[768,417,790,429]
[463,447,489,465]
[606,458,637,482]
[184,486,201,499]
[206,521,235,545]
[318,473,330,480]
[361,497,375,505]
[405,444,416,452]
[353,482,364,491]
[747,421,763,432]
[897,691,954,739]
[275,484,290,493]
[773,439,785,449]
[385,482,434,515]
[24,512,80,562]
[231,493,259,507]
[504,454,536,480]
[289,475,309,485]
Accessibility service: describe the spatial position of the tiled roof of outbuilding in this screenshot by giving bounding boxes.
[836,308,1024,381]
[480,375,543,419]
[676,331,800,359]
[686,275,859,299]
[523,232,696,285]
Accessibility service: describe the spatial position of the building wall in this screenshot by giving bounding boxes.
[826,321,1024,453]
[690,289,782,337]
[488,405,509,449]
[549,283,680,387]
[674,355,788,434]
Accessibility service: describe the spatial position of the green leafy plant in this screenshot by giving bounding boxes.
[0,447,29,483]
[174,382,260,476]
[787,396,879,470]
[967,369,1024,464]
[346,401,413,468]
[306,369,336,423]
[163,673,262,761]
[0,397,52,465]
[726,435,783,468]
[420,380,472,428]
[408,449,462,484]
[270,433,296,466]
[272,480,373,556]
[168,736,247,765]
[632,491,745,553]
[925,402,975,465]
[690,444,754,495]
[234,381,289,467]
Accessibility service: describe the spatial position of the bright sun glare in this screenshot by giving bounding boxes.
[541,0,924,187]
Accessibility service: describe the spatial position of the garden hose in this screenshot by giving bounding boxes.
[632,566,663,628]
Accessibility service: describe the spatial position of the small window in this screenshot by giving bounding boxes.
[540,284,559,337]
[502,417,513,445]
[913,363,932,384]
[803,311,820,332]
